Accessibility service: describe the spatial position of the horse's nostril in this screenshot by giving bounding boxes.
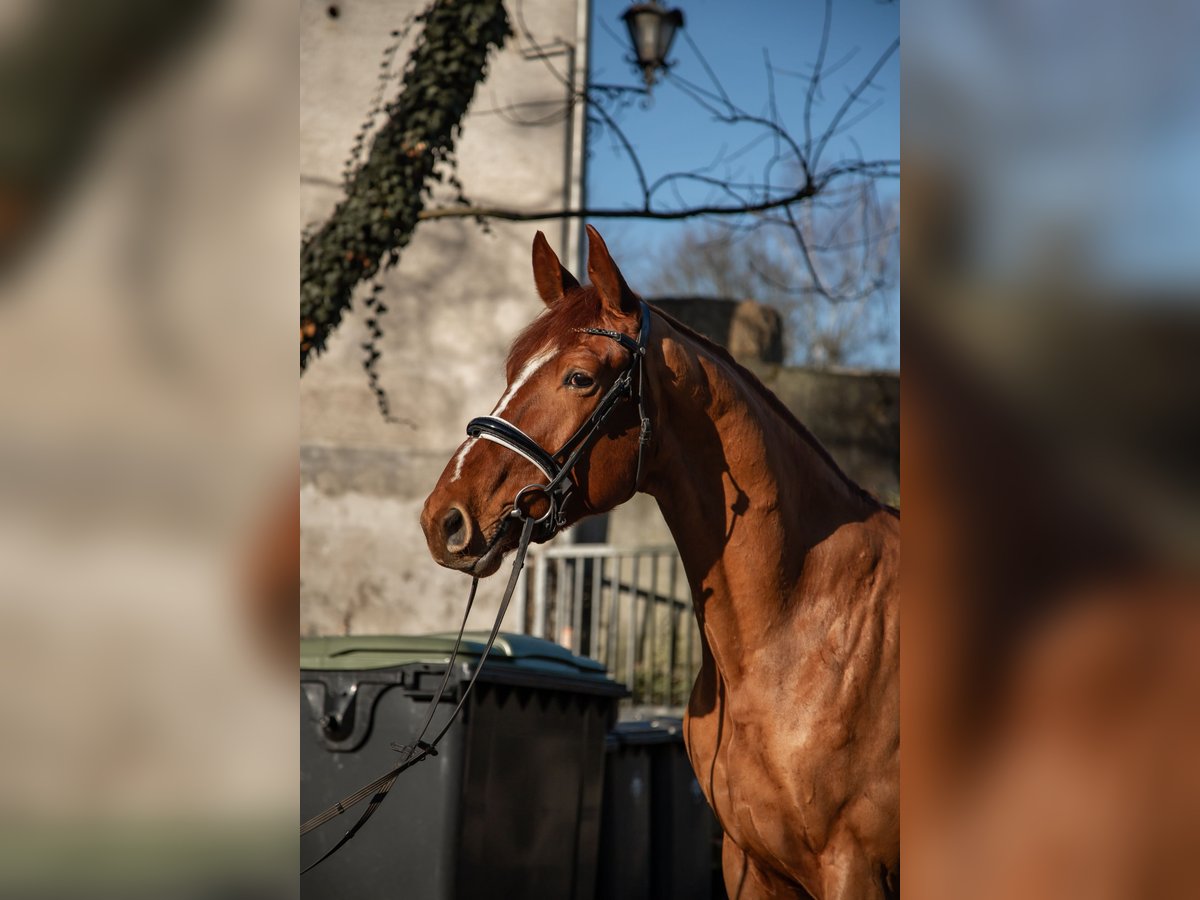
[442,506,469,553]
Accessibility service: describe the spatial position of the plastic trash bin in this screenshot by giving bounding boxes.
[300,632,626,900]
[596,726,654,900]
[597,718,717,900]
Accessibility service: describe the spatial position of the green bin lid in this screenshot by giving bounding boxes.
[300,631,611,680]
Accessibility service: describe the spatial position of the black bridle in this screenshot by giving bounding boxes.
[300,302,653,874]
[465,299,653,541]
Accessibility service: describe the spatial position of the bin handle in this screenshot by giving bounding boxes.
[301,680,389,753]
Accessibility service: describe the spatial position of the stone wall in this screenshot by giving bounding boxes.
[300,0,588,636]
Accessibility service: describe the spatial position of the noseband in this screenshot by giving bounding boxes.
[465,300,652,540]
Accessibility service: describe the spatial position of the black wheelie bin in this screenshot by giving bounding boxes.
[597,718,719,900]
[301,632,626,900]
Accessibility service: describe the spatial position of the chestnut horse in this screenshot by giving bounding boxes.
[421,226,899,899]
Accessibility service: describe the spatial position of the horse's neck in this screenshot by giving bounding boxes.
[643,322,890,682]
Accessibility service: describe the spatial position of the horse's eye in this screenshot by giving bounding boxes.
[567,372,595,389]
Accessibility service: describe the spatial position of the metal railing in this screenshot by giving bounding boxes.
[512,544,700,711]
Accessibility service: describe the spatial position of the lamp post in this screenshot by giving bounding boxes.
[621,1,685,90]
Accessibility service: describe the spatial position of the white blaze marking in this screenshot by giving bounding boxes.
[449,348,555,482]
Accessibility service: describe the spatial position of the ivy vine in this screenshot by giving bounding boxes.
[300,0,511,372]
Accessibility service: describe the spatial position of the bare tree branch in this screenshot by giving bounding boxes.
[308,0,899,377]
[417,188,815,222]
[419,12,898,254]
[811,37,899,171]
[804,0,834,163]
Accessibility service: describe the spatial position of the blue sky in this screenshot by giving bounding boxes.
[584,0,899,367]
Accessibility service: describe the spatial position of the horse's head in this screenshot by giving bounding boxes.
[421,225,650,576]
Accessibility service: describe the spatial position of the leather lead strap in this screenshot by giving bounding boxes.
[300,516,537,873]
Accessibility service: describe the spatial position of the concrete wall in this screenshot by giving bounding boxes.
[747,364,900,504]
[651,297,785,364]
[300,0,588,636]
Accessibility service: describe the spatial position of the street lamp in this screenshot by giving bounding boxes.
[621,1,685,90]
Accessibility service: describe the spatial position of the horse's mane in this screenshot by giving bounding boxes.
[648,304,897,516]
[507,288,895,515]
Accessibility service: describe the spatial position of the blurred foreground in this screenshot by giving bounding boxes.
[0,1,296,896]
[904,0,1200,896]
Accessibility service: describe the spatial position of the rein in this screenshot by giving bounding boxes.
[300,302,653,874]
[300,515,535,874]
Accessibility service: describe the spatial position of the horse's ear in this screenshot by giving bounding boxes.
[586,224,637,316]
[532,231,580,306]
